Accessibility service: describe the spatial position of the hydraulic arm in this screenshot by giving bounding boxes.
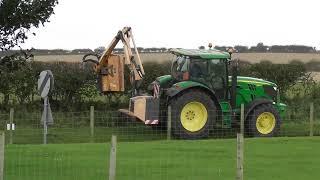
[83,27,145,94]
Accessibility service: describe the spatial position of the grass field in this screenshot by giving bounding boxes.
[5,137,320,180]
[34,52,320,64]
[4,120,320,144]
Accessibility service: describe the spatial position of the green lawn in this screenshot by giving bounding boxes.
[5,137,320,180]
[5,121,320,144]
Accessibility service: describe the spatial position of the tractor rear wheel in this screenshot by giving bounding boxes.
[170,90,216,139]
[246,104,281,137]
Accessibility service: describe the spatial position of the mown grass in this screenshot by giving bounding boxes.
[5,137,320,180]
[8,126,166,144]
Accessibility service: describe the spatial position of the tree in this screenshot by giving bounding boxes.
[71,48,93,54]
[234,45,249,53]
[160,47,167,53]
[0,52,35,105]
[94,46,105,54]
[240,60,310,94]
[0,0,59,50]
[250,42,268,52]
[214,46,228,51]
[198,46,205,50]
[0,0,58,107]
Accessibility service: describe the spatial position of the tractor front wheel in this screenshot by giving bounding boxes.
[246,104,281,137]
[170,90,216,139]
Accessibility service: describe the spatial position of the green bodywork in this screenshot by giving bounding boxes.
[153,49,286,128]
[156,74,286,127]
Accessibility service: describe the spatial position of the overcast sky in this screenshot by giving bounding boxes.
[20,0,320,50]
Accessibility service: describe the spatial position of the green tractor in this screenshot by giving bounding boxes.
[141,48,286,139]
[84,27,286,139]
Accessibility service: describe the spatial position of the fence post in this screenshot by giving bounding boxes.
[240,104,245,135]
[310,102,314,137]
[90,106,95,142]
[9,108,14,144]
[236,104,245,180]
[167,105,172,140]
[108,135,117,180]
[236,133,244,180]
[0,131,5,180]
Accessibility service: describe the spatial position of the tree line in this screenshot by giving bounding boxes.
[212,43,317,53]
[1,43,318,57]
[0,47,170,56]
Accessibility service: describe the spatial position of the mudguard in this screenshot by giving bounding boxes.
[166,81,213,97]
[244,99,273,119]
[166,81,222,113]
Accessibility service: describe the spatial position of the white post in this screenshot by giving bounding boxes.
[109,135,117,180]
[90,106,95,142]
[310,102,314,137]
[236,104,245,180]
[236,133,244,180]
[43,97,48,145]
[167,106,172,140]
[9,108,14,144]
[240,104,245,135]
[0,132,5,180]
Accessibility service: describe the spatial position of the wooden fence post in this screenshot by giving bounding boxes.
[236,104,245,180]
[167,106,172,140]
[240,104,245,135]
[310,102,314,137]
[0,132,5,180]
[90,106,95,142]
[9,108,14,144]
[236,133,244,180]
[109,135,117,180]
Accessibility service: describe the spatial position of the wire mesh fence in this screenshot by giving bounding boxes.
[0,103,319,180]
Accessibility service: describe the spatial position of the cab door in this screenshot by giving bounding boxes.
[207,59,227,100]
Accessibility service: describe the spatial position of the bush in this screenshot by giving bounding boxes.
[239,60,310,95]
[0,57,316,112]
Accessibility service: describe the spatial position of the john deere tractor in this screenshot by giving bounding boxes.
[144,48,286,139]
[83,27,286,139]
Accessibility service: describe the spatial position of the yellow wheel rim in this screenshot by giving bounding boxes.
[256,112,276,134]
[180,101,208,132]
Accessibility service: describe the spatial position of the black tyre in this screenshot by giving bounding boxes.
[246,104,281,137]
[170,90,216,139]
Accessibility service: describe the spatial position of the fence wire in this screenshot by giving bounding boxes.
[0,104,319,180]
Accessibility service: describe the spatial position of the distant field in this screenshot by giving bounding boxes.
[5,137,320,180]
[34,53,320,64]
[33,53,175,63]
[232,53,320,63]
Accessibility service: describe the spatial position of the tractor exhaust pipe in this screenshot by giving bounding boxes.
[227,48,237,109]
[230,63,238,109]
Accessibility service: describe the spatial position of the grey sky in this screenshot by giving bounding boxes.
[21,0,320,50]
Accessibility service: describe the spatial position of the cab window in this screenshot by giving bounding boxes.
[208,59,226,90]
[190,60,208,78]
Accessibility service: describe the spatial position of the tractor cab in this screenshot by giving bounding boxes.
[170,49,231,100]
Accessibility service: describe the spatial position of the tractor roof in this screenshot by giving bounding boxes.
[170,48,230,59]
